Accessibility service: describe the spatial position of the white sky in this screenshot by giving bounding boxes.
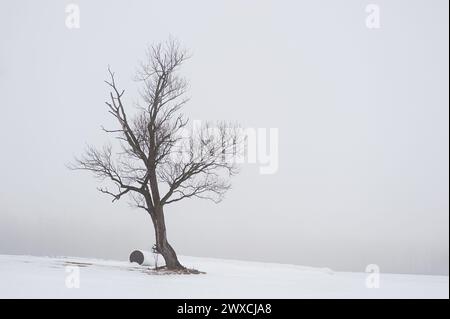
[0,0,448,275]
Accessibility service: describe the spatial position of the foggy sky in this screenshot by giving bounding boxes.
[0,0,448,275]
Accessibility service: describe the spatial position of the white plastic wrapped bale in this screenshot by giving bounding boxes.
[129,250,154,266]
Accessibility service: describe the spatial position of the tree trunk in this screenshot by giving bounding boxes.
[153,206,184,270]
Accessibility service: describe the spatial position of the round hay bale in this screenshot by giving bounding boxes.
[129,250,154,266]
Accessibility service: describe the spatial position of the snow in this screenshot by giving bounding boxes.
[0,254,447,298]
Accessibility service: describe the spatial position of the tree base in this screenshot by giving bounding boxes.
[153,265,205,275]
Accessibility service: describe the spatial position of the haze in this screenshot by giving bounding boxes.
[0,0,448,275]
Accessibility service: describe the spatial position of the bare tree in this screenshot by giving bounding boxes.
[70,39,240,271]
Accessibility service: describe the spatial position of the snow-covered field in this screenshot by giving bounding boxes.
[0,254,447,299]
